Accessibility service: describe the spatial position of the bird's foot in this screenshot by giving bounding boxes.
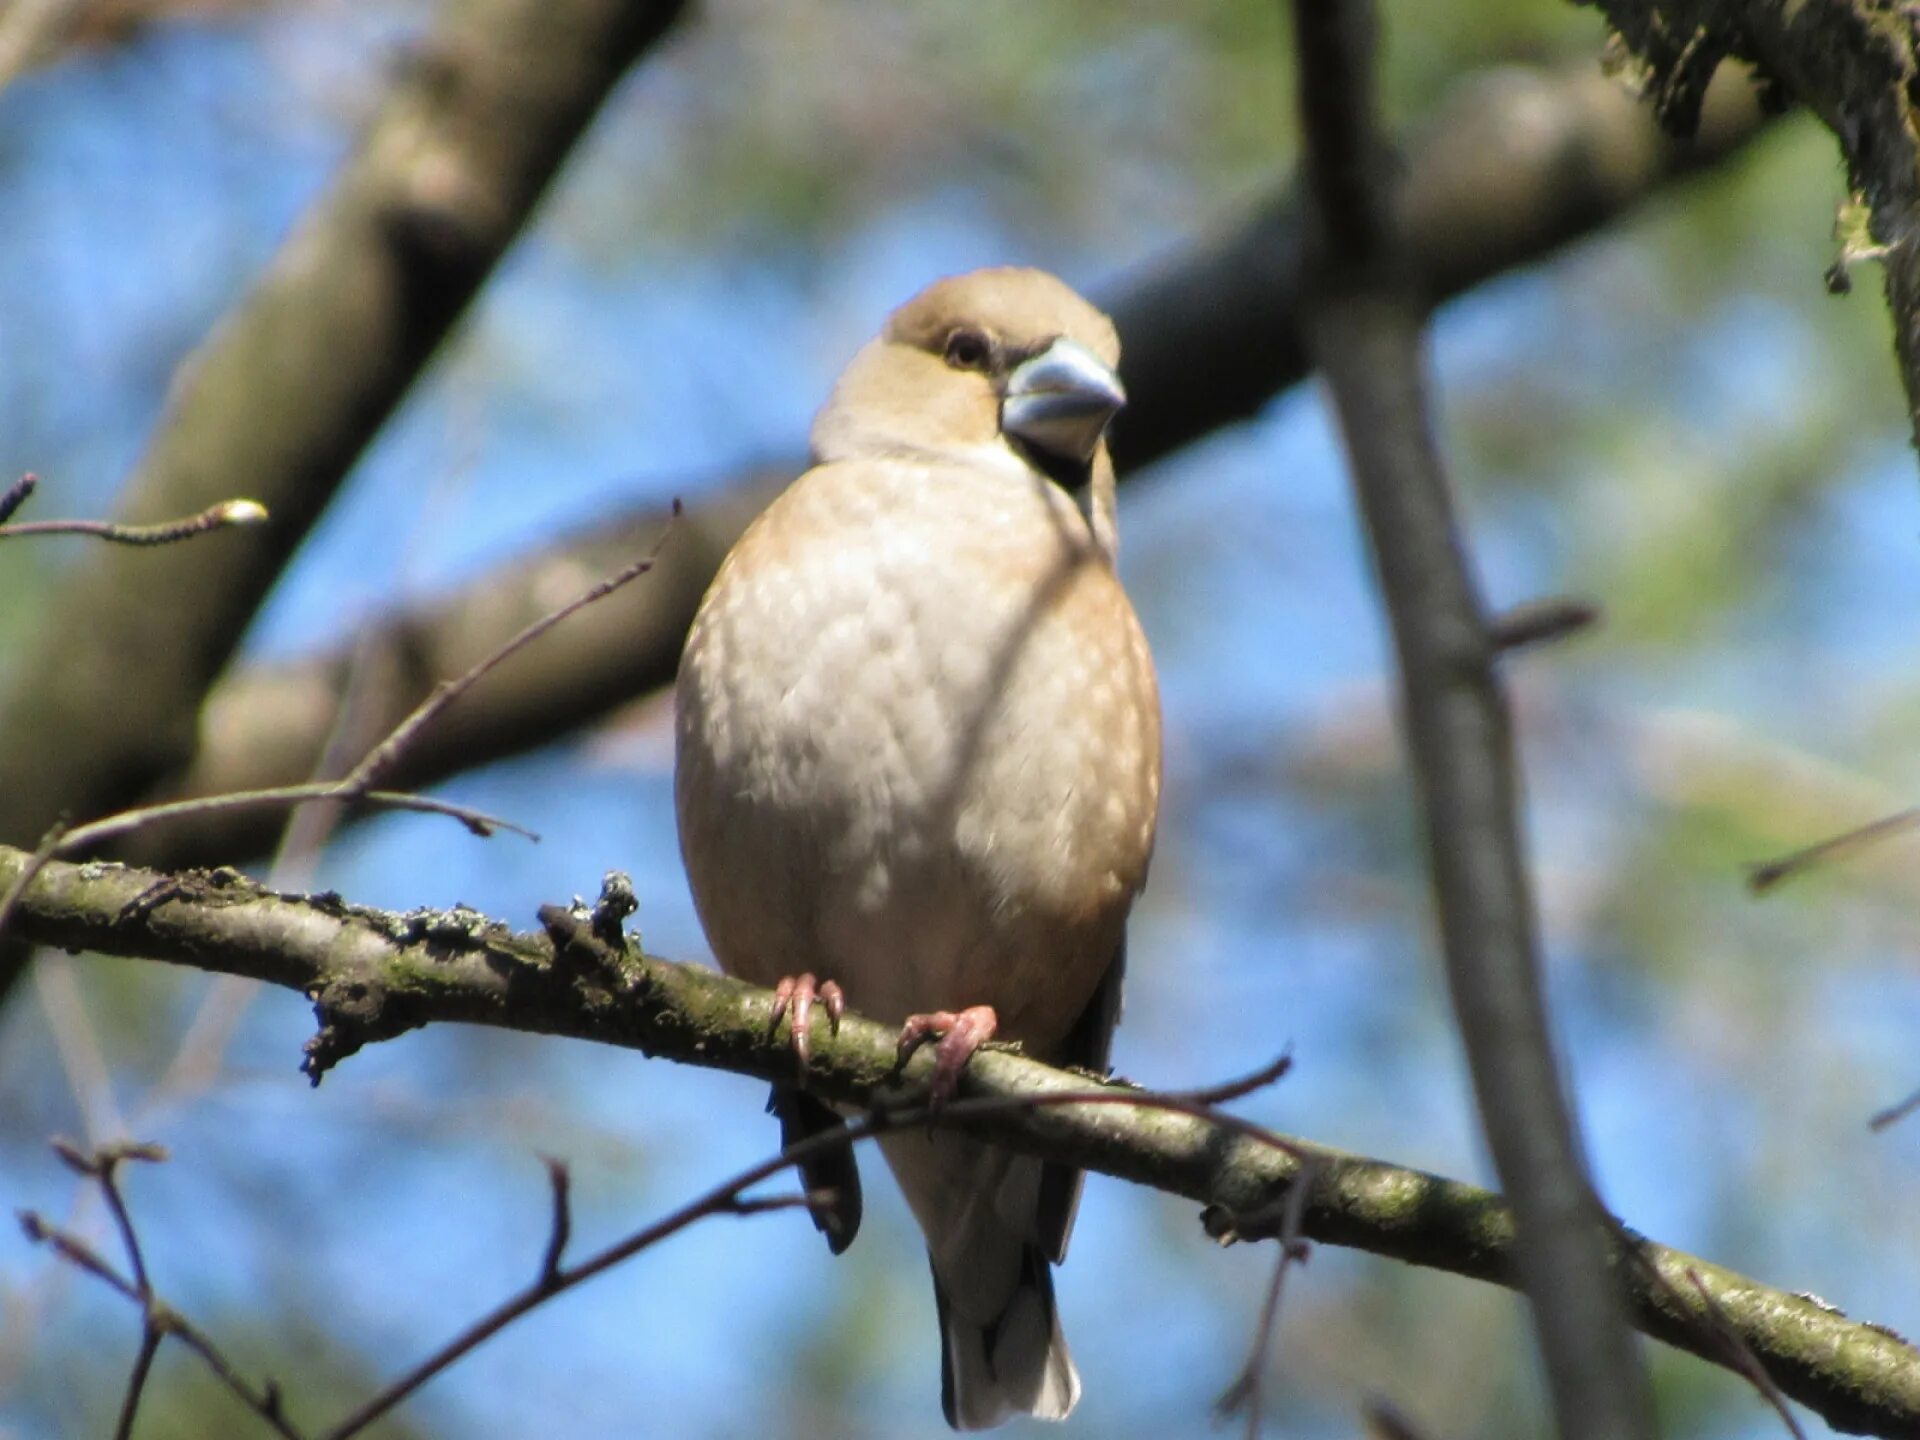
[768,973,844,1069]
[895,1005,999,1108]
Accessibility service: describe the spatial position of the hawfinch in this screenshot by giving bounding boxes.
[674,267,1161,1428]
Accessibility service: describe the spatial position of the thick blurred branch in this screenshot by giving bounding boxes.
[1577,0,1920,457]
[4,842,1918,1438]
[1290,3,1651,1438]
[0,0,689,850]
[118,56,1772,872]
[1112,56,1766,470]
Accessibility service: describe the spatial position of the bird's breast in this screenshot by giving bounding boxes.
[674,458,1161,1046]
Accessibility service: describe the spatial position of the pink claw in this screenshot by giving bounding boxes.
[768,973,843,1069]
[895,1005,998,1107]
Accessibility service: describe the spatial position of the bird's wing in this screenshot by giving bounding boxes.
[1035,934,1127,1264]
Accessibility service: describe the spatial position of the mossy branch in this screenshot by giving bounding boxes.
[5,842,1919,1436]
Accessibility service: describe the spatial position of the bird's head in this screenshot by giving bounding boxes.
[810,267,1126,494]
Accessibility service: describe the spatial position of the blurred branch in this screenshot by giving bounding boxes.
[1110,54,1768,467]
[1289,3,1651,1439]
[114,56,1773,873]
[4,847,1919,1437]
[0,0,89,90]
[1576,0,1920,459]
[0,0,690,852]
[0,0,266,89]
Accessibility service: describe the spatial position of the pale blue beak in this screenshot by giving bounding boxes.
[1001,337,1126,463]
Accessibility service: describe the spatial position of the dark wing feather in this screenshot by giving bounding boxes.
[766,1083,863,1255]
[1034,937,1126,1263]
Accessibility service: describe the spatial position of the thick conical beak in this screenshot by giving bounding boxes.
[1001,337,1126,463]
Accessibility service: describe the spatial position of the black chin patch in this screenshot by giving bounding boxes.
[1012,436,1092,492]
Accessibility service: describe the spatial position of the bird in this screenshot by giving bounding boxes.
[673,267,1162,1429]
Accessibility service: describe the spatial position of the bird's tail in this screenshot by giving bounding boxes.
[882,1133,1081,1429]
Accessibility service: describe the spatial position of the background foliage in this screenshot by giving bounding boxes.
[3,2,1918,1436]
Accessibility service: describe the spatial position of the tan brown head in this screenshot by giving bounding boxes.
[810,268,1125,504]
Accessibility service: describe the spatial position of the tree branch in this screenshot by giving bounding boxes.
[1290,3,1652,1437]
[4,843,1918,1437]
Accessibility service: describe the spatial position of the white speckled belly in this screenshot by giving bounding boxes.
[674,455,1159,1051]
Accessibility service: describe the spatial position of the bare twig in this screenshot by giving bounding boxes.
[537,1156,571,1285]
[112,1328,164,1440]
[0,822,64,946]
[1287,2,1651,1437]
[0,498,268,544]
[1869,1086,1920,1132]
[18,1210,140,1298]
[1748,806,1920,893]
[68,785,531,852]
[1213,1155,1320,1440]
[1487,597,1602,653]
[0,472,37,523]
[343,499,681,794]
[0,788,527,949]
[1362,1397,1434,1440]
[1602,1207,1808,1437]
[1685,1266,1808,1439]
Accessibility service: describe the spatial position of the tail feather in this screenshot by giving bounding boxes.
[931,1242,1079,1430]
[883,1133,1081,1429]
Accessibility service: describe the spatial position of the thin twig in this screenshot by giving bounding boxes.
[1869,1085,1920,1132]
[0,822,64,951]
[1362,1397,1433,1440]
[1603,1216,1805,1438]
[18,1210,141,1299]
[1487,596,1601,653]
[92,1146,163,1295]
[113,1329,164,1440]
[1686,1267,1807,1439]
[537,1157,571,1285]
[0,788,528,949]
[1748,806,1920,893]
[0,472,36,524]
[57,785,534,852]
[1213,1155,1320,1439]
[0,498,268,544]
[87,1143,164,1440]
[345,500,682,794]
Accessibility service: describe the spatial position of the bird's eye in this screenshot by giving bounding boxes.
[943,328,992,371]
